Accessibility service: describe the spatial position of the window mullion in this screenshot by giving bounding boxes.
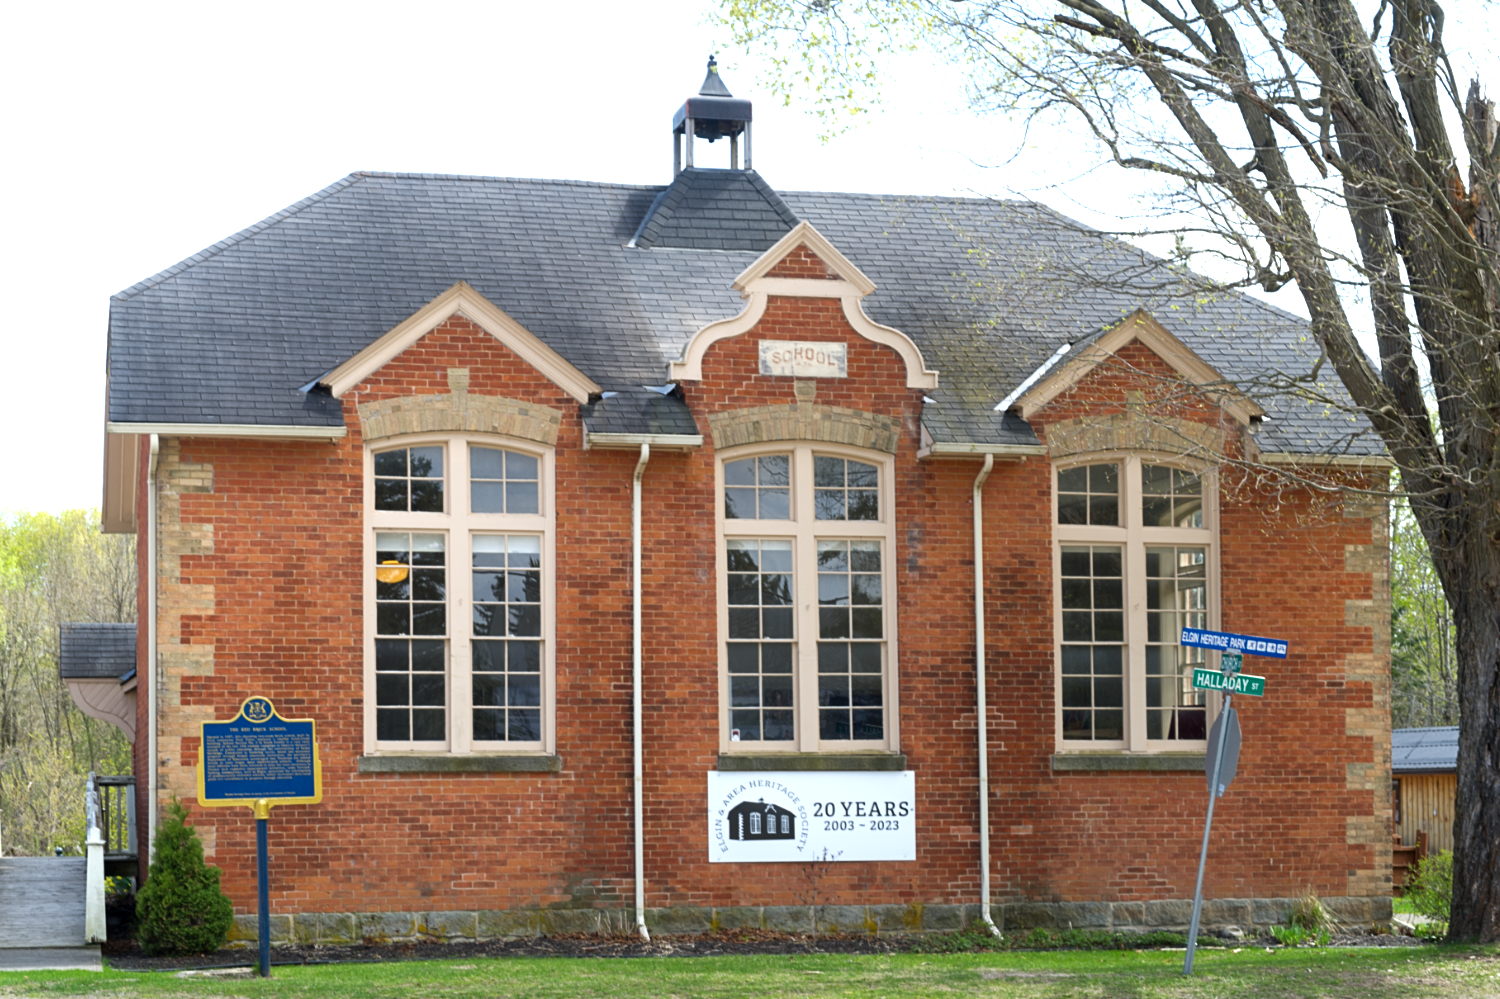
[451,529,473,755]
[795,450,818,751]
[1124,459,1148,753]
[450,440,471,754]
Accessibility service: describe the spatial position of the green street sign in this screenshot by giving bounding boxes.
[1192,668,1265,697]
[1221,651,1243,671]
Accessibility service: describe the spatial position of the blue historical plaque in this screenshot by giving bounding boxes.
[197,697,322,808]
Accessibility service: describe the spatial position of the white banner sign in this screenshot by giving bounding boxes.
[707,770,915,863]
[759,341,848,378]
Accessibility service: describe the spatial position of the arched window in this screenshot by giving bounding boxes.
[367,435,554,754]
[719,444,899,753]
[1054,456,1216,751]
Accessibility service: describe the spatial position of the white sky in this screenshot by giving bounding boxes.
[1,0,1493,513]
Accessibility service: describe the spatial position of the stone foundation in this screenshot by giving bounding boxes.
[226,895,1392,946]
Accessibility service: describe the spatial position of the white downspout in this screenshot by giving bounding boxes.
[147,433,160,866]
[632,444,651,942]
[973,453,1002,937]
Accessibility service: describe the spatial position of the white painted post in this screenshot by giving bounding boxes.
[85,828,106,943]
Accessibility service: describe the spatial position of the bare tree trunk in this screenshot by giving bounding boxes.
[1453,557,1500,938]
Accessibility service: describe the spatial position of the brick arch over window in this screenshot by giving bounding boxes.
[357,367,564,446]
[1045,410,1227,461]
[707,403,902,454]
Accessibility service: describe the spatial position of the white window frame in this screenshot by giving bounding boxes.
[1052,453,1220,753]
[716,442,901,754]
[363,432,557,756]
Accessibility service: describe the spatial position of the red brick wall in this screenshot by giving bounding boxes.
[146,310,1384,916]
[765,246,842,281]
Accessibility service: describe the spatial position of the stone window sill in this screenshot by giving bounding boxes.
[717,752,907,772]
[1051,752,1205,772]
[357,754,562,774]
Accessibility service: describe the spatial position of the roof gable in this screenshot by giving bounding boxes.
[669,221,937,390]
[1017,309,1263,426]
[322,282,602,403]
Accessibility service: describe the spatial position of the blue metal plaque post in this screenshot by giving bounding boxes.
[255,800,270,978]
[197,698,322,980]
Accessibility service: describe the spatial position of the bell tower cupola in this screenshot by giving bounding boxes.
[673,56,753,175]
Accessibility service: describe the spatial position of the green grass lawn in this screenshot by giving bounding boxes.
[3,945,1500,998]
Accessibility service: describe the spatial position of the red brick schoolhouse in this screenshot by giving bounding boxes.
[98,63,1392,942]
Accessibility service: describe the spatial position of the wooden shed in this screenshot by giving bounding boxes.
[1392,726,1457,854]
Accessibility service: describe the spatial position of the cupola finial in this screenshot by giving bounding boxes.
[699,55,733,97]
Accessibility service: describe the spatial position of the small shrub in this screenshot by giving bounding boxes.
[1271,923,1329,947]
[1406,850,1453,924]
[134,799,234,956]
[1288,886,1332,932]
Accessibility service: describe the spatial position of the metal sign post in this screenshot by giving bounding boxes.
[198,697,322,978]
[254,799,271,978]
[1180,632,1285,977]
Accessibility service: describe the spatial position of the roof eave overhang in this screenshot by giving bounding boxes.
[1255,451,1393,469]
[584,433,704,451]
[107,422,347,441]
[919,442,1047,460]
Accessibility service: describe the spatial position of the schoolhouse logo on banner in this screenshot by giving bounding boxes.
[707,771,916,863]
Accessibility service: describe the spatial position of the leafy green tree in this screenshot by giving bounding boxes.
[0,509,135,856]
[722,0,1500,940]
[135,799,234,955]
[1392,498,1457,728]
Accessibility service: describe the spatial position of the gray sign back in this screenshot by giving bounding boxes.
[1205,706,1240,796]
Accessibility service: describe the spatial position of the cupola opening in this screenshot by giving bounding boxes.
[673,56,753,174]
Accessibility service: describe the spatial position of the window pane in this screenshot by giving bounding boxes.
[471,534,545,743]
[375,479,408,512]
[725,458,756,486]
[471,447,505,479]
[506,482,539,515]
[724,456,791,519]
[470,447,540,515]
[1058,544,1125,742]
[1142,464,1206,528]
[374,450,407,476]
[724,539,796,741]
[758,456,789,486]
[471,482,505,514]
[813,457,879,521]
[410,447,443,478]
[410,480,443,512]
[1057,463,1118,526]
[817,539,884,741]
[1145,545,1208,742]
[374,447,446,513]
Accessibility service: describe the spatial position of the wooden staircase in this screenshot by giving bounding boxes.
[0,857,88,947]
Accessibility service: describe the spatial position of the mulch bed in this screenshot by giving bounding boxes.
[100,926,1430,972]
[102,929,903,970]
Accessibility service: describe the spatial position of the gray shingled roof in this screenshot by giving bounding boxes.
[1393,726,1458,774]
[106,169,1381,454]
[58,623,137,680]
[631,169,798,251]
